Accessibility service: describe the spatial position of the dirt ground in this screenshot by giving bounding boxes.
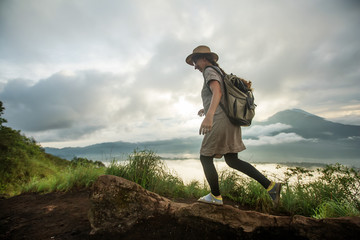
[0,190,253,240]
[0,191,92,240]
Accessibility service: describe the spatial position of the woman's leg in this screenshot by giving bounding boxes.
[200,155,221,196]
[224,153,271,189]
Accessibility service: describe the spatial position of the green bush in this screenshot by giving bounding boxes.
[70,157,105,168]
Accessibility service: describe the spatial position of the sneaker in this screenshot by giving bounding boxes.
[198,193,223,205]
[267,182,282,206]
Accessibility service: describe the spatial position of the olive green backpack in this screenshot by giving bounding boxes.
[205,66,256,126]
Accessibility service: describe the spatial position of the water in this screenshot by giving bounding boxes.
[162,159,324,185]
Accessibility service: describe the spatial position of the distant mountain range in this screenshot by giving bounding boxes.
[45,137,203,161]
[45,109,360,167]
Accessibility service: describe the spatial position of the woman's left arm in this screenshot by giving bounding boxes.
[199,80,222,135]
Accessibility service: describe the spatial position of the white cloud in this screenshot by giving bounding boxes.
[244,132,316,146]
[1,70,123,131]
[242,123,292,137]
[242,123,318,146]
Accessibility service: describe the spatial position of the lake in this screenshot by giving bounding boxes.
[160,159,325,185]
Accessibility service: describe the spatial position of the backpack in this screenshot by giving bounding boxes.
[205,66,256,126]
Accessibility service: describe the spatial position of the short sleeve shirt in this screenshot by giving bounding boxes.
[201,67,225,115]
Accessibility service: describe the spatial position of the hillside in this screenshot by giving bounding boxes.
[0,102,70,196]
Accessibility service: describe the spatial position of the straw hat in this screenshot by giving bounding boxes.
[185,45,219,65]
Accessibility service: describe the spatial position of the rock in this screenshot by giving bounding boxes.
[89,175,360,239]
[88,174,185,235]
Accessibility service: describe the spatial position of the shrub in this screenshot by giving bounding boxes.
[70,157,105,168]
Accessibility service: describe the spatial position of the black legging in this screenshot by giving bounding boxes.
[200,153,271,196]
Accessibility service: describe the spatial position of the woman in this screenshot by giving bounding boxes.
[185,45,281,206]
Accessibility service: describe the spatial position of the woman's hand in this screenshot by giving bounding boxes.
[198,109,205,117]
[199,115,213,135]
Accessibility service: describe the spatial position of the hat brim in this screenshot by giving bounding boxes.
[186,52,219,66]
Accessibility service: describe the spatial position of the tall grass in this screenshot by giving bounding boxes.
[279,164,360,217]
[105,149,206,198]
[313,199,360,219]
[22,165,105,193]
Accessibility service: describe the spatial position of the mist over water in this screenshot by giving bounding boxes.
[162,159,325,185]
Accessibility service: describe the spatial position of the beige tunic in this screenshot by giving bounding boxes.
[200,67,246,157]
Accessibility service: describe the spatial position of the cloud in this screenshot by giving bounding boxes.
[0,68,202,144]
[242,123,292,138]
[1,70,123,132]
[242,123,317,146]
[206,1,360,120]
[244,132,316,146]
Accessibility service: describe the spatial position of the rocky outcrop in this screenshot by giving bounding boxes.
[89,175,360,239]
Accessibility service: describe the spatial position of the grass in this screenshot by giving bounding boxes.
[313,199,360,219]
[5,148,359,219]
[105,149,207,198]
[278,164,360,217]
[22,165,106,193]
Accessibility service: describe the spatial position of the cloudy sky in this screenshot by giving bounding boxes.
[1,0,359,148]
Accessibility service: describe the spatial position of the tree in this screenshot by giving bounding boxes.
[0,101,7,127]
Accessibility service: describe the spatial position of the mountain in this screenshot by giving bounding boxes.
[259,108,360,140]
[243,109,360,165]
[45,109,360,167]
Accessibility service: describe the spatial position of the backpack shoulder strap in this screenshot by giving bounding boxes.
[204,65,224,79]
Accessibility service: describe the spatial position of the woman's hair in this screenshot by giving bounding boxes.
[194,54,253,91]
